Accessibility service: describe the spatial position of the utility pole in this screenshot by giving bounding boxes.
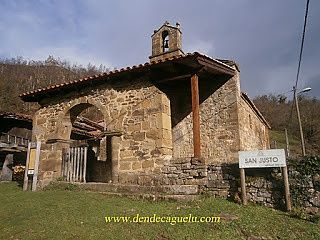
[285,128,290,157]
[293,86,306,156]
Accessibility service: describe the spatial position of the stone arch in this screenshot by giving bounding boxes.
[56,97,118,183]
[55,98,110,142]
[62,97,109,124]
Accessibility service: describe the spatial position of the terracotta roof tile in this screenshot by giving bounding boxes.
[0,112,32,122]
[20,52,235,101]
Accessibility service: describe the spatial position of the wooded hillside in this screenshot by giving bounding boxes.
[253,94,320,155]
[0,56,108,114]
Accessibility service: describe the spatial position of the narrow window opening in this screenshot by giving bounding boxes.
[249,114,253,129]
[162,31,169,53]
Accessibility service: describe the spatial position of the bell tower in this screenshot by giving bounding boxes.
[149,21,185,62]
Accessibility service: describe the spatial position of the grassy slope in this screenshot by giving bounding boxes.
[270,130,301,156]
[0,182,319,240]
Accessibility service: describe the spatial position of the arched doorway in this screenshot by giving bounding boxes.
[61,102,113,183]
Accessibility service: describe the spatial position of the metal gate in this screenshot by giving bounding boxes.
[62,146,87,182]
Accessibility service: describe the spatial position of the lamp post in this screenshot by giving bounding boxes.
[293,86,311,156]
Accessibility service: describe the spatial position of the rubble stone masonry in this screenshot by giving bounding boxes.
[33,78,172,187]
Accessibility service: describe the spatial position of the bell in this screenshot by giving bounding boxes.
[164,40,169,49]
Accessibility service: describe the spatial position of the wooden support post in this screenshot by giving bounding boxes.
[191,74,201,159]
[75,148,80,182]
[31,141,41,191]
[240,168,247,205]
[23,142,31,191]
[62,148,65,179]
[282,166,292,211]
[67,148,71,182]
[64,149,68,180]
[73,147,77,182]
[70,147,75,182]
[83,147,87,183]
[79,147,83,182]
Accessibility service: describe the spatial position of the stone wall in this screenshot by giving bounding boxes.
[238,95,270,151]
[160,159,319,212]
[172,70,241,164]
[33,78,173,187]
[0,154,13,181]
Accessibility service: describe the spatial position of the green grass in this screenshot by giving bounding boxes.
[270,130,301,156]
[0,182,319,240]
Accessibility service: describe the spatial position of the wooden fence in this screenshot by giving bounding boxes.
[62,146,88,182]
[0,132,29,147]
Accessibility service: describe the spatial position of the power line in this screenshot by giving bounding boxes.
[287,0,310,125]
[294,0,310,89]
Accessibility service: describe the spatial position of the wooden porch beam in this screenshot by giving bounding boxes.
[191,74,201,159]
[155,74,192,83]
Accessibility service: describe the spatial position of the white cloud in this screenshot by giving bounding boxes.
[185,40,214,55]
[29,46,113,68]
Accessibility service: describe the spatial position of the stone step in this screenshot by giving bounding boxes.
[76,182,199,196]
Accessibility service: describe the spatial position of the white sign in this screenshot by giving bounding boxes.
[27,170,34,175]
[239,149,286,168]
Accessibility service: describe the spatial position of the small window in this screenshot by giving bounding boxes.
[249,114,252,129]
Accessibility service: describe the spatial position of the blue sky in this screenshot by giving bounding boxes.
[0,0,319,98]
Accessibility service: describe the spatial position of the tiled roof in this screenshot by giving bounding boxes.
[20,52,236,102]
[0,112,32,122]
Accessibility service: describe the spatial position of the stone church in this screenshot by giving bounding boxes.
[20,22,270,196]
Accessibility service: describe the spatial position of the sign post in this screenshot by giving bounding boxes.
[282,166,292,211]
[238,149,291,211]
[240,168,247,205]
[23,141,41,191]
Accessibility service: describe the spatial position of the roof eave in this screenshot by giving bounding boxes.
[241,92,271,129]
[20,52,237,103]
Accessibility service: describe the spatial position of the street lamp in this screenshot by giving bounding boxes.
[293,86,311,156]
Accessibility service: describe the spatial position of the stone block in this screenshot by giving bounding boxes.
[132,161,142,170]
[142,160,154,169]
[138,175,153,186]
[118,173,138,184]
[142,100,152,108]
[181,163,191,170]
[0,154,13,181]
[158,147,173,155]
[141,121,150,130]
[151,149,161,157]
[184,179,199,185]
[146,130,158,140]
[167,185,198,195]
[119,162,132,171]
[161,113,172,130]
[162,129,172,140]
[127,123,142,132]
[156,138,172,148]
[132,132,146,141]
[162,104,170,115]
[132,109,144,116]
[36,118,47,125]
[120,150,134,158]
[218,190,229,198]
